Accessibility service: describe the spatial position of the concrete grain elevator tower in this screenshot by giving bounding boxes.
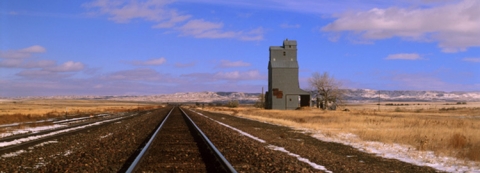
[266,39,310,110]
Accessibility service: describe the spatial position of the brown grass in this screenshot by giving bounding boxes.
[450,133,467,149]
[197,102,480,162]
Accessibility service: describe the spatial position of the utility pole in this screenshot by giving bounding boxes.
[261,87,264,108]
[378,90,381,111]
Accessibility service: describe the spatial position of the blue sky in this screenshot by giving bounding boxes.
[1,0,479,97]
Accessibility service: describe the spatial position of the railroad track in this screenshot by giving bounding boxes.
[0,110,150,154]
[123,106,237,173]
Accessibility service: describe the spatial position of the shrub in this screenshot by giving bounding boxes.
[254,101,264,108]
[467,143,480,161]
[440,107,456,111]
[450,133,467,149]
[414,108,423,113]
[254,94,265,108]
[226,100,239,108]
[295,118,306,123]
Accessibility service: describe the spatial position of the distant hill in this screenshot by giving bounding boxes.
[105,92,260,103]
[343,89,480,102]
[2,90,479,103]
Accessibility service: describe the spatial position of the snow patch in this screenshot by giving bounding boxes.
[63,150,73,156]
[309,130,480,173]
[0,124,67,138]
[28,140,58,150]
[0,123,20,128]
[0,117,125,148]
[100,133,113,139]
[2,150,26,158]
[267,145,332,173]
[192,111,265,143]
[54,117,90,124]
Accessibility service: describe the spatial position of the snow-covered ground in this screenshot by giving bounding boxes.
[0,114,112,138]
[0,116,127,148]
[308,130,480,173]
[194,109,480,173]
[0,124,67,138]
[0,118,57,128]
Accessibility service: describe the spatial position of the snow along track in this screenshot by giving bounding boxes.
[189,109,333,173]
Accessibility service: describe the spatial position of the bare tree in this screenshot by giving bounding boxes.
[309,72,345,110]
[254,94,265,108]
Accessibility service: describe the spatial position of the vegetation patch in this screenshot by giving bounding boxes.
[199,102,480,162]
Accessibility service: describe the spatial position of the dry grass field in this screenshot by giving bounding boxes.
[199,102,480,162]
[0,99,162,125]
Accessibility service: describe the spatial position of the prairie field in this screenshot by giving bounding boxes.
[200,102,480,162]
[0,99,161,125]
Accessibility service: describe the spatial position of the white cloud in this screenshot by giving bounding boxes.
[0,45,46,59]
[24,60,57,68]
[105,68,169,81]
[322,0,480,52]
[131,57,167,66]
[152,11,191,28]
[217,60,251,68]
[178,19,229,38]
[1,46,86,79]
[144,57,167,65]
[175,62,196,68]
[83,0,176,23]
[214,71,242,80]
[84,0,264,41]
[15,61,86,79]
[16,70,72,79]
[182,70,265,82]
[385,53,422,60]
[8,11,19,15]
[178,0,460,16]
[179,0,347,14]
[213,70,264,80]
[237,12,253,18]
[387,72,474,91]
[177,19,264,41]
[1,59,57,69]
[177,19,264,40]
[462,57,480,63]
[0,59,23,67]
[21,45,46,53]
[238,27,265,41]
[280,23,300,28]
[46,61,85,72]
[1,58,84,73]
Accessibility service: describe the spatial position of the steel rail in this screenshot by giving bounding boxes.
[126,107,174,173]
[179,107,237,173]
